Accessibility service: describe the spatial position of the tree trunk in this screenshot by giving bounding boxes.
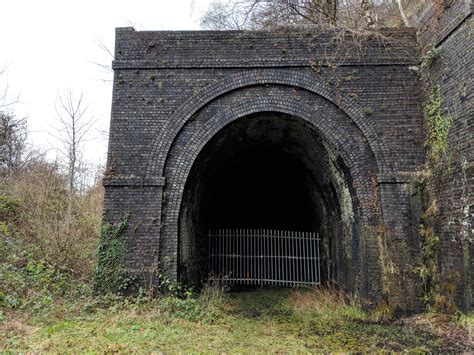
[361,0,376,29]
[328,0,338,26]
[397,0,410,27]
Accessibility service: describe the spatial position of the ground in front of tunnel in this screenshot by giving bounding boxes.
[2,288,473,352]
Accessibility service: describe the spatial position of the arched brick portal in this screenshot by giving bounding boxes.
[104,27,425,311]
[161,86,383,302]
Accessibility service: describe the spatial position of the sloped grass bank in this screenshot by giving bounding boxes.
[1,288,472,352]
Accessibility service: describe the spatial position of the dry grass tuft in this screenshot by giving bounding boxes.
[289,286,356,313]
[200,276,229,308]
[0,312,37,340]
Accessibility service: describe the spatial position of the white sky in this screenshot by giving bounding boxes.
[1,0,212,168]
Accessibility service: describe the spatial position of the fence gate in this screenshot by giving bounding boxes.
[208,229,321,286]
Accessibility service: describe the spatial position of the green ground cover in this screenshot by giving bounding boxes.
[2,288,472,352]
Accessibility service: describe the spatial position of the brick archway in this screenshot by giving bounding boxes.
[145,69,393,184]
[161,89,383,298]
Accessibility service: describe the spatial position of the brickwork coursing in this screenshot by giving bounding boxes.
[104,10,471,311]
[416,0,473,311]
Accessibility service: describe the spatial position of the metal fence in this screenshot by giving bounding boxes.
[208,229,321,286]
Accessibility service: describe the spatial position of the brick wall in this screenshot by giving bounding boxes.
[416,0,473,311]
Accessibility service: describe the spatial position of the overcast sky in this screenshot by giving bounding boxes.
[1,0,212,168]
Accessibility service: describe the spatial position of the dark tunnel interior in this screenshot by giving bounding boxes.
[178,112,357,287]
[201,145,317,231]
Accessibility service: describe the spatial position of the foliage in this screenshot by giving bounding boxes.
[0,215,86,312]
[422,47,440,68]
[413,82,454,314]
[414,192,458,314]
[425,85,452,162]
[363,106,374,116]
[0,257,79,312]
[0,193,19,221]
[93,217,134,295]
[417,221,440,306]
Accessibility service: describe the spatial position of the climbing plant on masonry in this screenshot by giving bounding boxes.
[93,215,134,295]
[425,85,452,163]
[414,83,457,312]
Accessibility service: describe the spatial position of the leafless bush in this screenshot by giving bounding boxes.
[7,158,103,280]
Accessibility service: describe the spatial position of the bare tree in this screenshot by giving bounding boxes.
[200,0,423,31]
[53,90,95,193]
[201,0,341,30]
[0,112,27,178]
[396,0,410,26]
[201,0,260,30]
[89,38,114,84]
[0,67,21,110]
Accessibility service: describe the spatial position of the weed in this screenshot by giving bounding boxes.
[425,85,452,162]
[421,47,440,68]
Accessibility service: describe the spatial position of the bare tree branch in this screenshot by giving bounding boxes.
[397,0,410,26]
[52,90,96,193]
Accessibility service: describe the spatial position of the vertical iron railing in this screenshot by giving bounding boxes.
[208,229,321,286]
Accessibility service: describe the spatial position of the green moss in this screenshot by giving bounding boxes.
[363,106,374,116]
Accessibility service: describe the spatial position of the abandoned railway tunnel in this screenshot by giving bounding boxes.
[104,27,422,309]
[103,3,474,312]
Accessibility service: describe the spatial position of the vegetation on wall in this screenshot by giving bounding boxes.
[93,216,133,295]
[421,47,440,68]
[425,85,453,163]
[414,78,456,312]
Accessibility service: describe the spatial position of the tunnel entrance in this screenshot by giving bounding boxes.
[179,112,356,288]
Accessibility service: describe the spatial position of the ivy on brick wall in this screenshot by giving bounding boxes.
[426,85,452,162]
[93,215,134,295]
[414,82,457,312]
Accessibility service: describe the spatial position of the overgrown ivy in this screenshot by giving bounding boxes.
[93,216,134,295]
[426,85,452,162]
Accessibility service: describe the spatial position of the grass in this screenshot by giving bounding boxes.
[1,287,472,352]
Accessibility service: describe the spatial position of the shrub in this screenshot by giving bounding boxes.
[5,161,103,279]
